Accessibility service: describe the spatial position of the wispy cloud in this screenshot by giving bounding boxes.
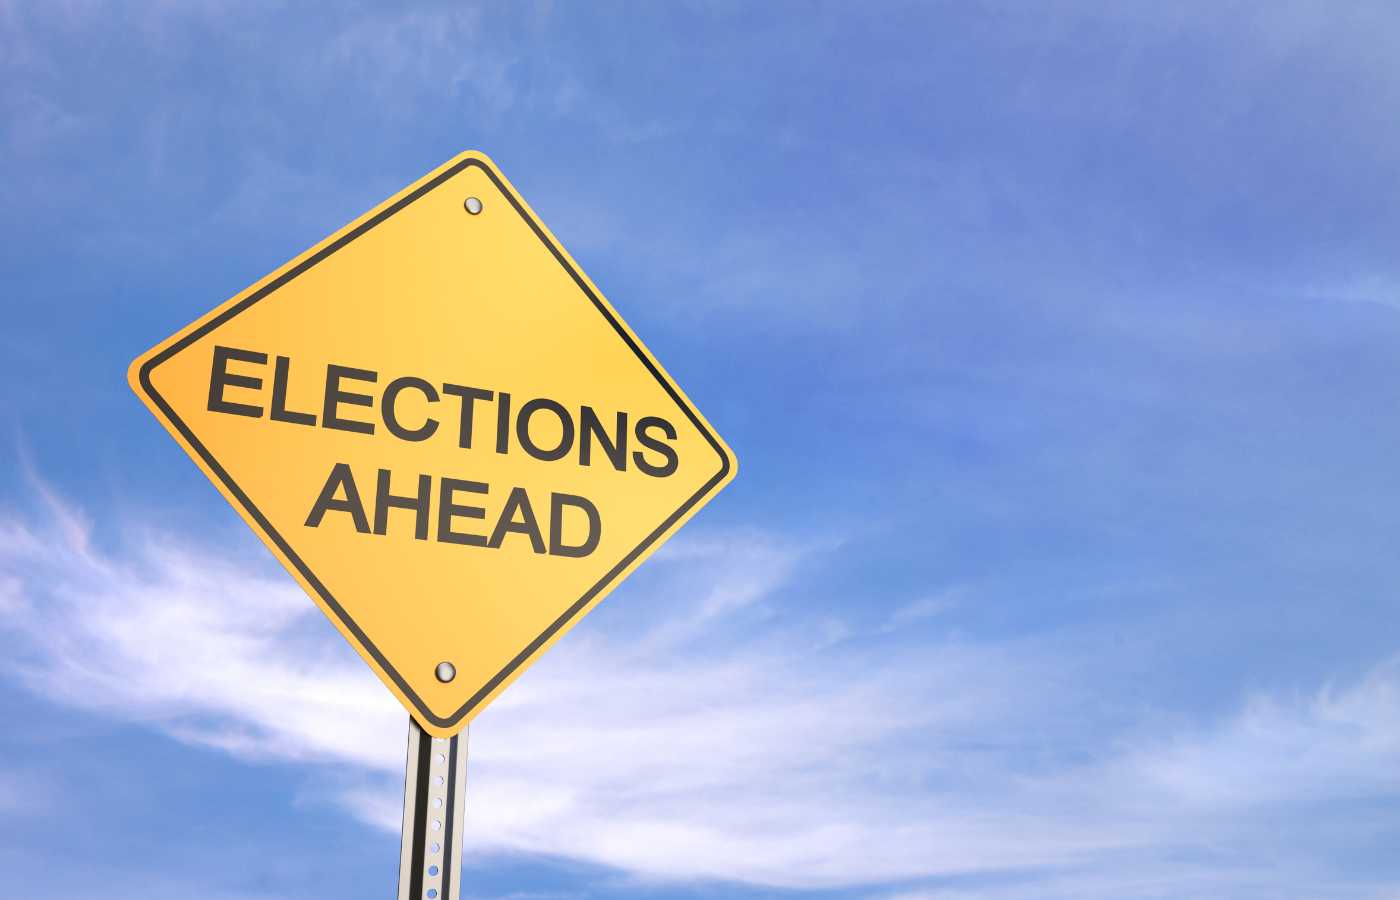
[3,487,1400,895]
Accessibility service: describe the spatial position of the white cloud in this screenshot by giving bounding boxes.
[0,491,406,771]
[1106,662,1400,812]
[3,489,1400,895]
[884,591,960,629]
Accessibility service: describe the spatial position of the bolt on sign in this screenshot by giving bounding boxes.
[128,151,738,739]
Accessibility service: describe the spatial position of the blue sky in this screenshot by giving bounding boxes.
[5,1,1400,897]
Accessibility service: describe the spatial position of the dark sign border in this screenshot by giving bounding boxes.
[136,157,732,730]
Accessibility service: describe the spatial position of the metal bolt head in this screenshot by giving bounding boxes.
[463,196,483,215]
[435,661,456,683]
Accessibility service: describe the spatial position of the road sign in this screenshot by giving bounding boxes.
[128,151,737,737]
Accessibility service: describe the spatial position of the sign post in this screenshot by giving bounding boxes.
[397,721,468,900]
[128,151,737,892]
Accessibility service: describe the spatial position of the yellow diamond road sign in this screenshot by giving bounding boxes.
[128,151,737,737]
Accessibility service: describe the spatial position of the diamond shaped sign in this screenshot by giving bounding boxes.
[128,151,737,736]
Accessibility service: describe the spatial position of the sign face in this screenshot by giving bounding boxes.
[129,151,737,736]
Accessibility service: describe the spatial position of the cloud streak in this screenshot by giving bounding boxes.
[3,488,1400,895]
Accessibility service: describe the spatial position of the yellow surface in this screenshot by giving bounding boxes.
[128,151,736,736]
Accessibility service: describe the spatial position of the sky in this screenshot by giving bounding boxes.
[4,1,1400,898]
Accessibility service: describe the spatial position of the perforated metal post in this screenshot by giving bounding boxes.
[397,719,468,900]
